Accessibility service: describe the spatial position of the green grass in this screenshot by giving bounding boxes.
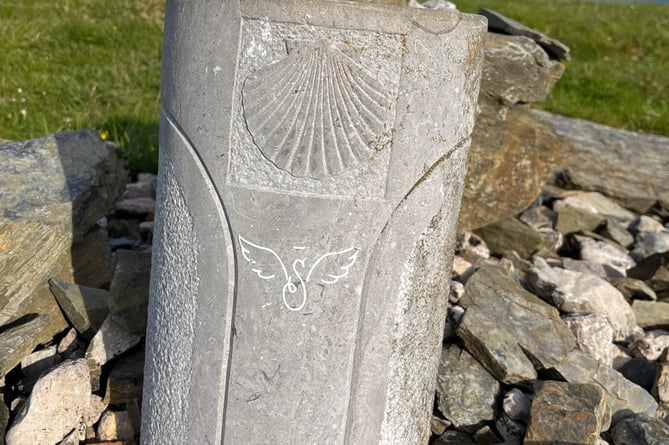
[1,1,667,174]
[0,0,163,173]
[454,0,669,136]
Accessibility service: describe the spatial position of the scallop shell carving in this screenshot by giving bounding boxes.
[241,40,393,179]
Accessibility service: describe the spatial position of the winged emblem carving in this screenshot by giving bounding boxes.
[238,235,359,311]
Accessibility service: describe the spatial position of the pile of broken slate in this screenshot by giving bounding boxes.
[1,4,669,445]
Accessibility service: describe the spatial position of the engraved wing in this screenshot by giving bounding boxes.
[238,236,289,282]
[306,247,359,285]
[241,40,393,179]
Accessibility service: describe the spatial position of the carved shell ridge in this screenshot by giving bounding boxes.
[242,41,393,179]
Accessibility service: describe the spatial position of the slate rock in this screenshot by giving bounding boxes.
[108,249,151,336]
[502,388,532,423]
[49,279,109,340]
[526,258,637,341]
[632,300,669,330]
[628,253,669,299]
[609,277,657,301]
[456,265,575,384]
[472,425,501,445]
[525,381,610,444]
[479,8,570,61]
[632,230,669,262]
[430,416,451,436]
[115,197,156,215]
[5,359,91,445]
[70,228,112,288]
[610,412,669,445]
[577,236,635,278]
[120,173,156,200]
[435,344,500,431]
[549,350,658,424]
[652,357,669,406]
[85,316,143,391]
[519,203,556,232]
[600,217,635,249]
[563,313,614,365]
[554,192,636,234]
[0,313,64,379]
[459,97,562,232]
[538,110,669,212]
[474,217,559,259]
[479,33,564,104]
[562,257,612,278]
[629,331,669,362]
[20,345,61,381]
[619,358,657,392]
[495,412,525,443]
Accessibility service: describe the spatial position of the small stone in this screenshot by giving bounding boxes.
[49,279,109,340]
[526,257,637,341]
[563,313,614,365]
[610,412,669,445]
[422,0,457,10]
[502,388,532,423]
[97,409,135,441]
[0,314,58,379]
[631,215,666,234]
[84,394,107,426]
[525,381,610,444]
[120,176,156,200]
[115,197,156,214]
[599,217,635,248]
[430,416,451,436]
[472,425,501,445]
[0,398,9,443]
[576,235,635,277]
[58,328,85,359]
[20,345,61,381]
[632,230,669,262]
[108,249,151,336]
[443,305,465,340]
[70,228,112,288]
[632,300,669,329]
[518,204,556,232]
[448,281,465,305]
[452,255,475,282]
[562,257,611,278]
[5,359,91,445]
[652,361,669,406]
[139,220,154,235]
[435,344,500,431]
[611,344,634,371]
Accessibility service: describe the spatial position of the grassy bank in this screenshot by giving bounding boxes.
[0,0,164,172]
[0,1,667,173]
[455,0,669,136]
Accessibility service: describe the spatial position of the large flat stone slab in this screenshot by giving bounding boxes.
[456,266,575,384]
[142,2,486,445]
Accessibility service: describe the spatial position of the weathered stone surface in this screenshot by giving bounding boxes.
[70,228,112,288]
[0,397,8,444]
[577,236,635,278]
[97,410,135,441]
[601,217,635,248]
[5,359,91,445]
[554,192,636,235]
[632,230,669,262]
[550,350,658,424]
[526,258,637,341]
[479,33,564,104]
[49,279,109,340]
[115,197,156,215]
[524,381,609,444]
[629,331,669,362]
[457,266,575,384]
[472,425,501,445]
[609,277,657,301]
[435,344,500,431]
[0,313,64,379]
[108,250,151,336]
[628,253,669,299]
[86,316,142,391]
[564,313,614,365]
[474,217,559,258]
[502,388,531,423]
[537,110,669,212]
[495,413,525,443]
[103,349,144,404]
[610,412,669,445]
[479,8,570,61]
[20,345,61,381]
[0,131,126,327]
[633,300,669,330]
[144,3,486,445]
[459,97,562,232]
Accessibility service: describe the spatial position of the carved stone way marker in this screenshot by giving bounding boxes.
[141,1,485,444]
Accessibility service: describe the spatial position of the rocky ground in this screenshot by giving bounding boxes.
[0,4,668,445]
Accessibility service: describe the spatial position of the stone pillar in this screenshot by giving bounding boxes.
[141,1,485,444]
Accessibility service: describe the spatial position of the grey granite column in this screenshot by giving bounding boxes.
[141,1,485,444]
